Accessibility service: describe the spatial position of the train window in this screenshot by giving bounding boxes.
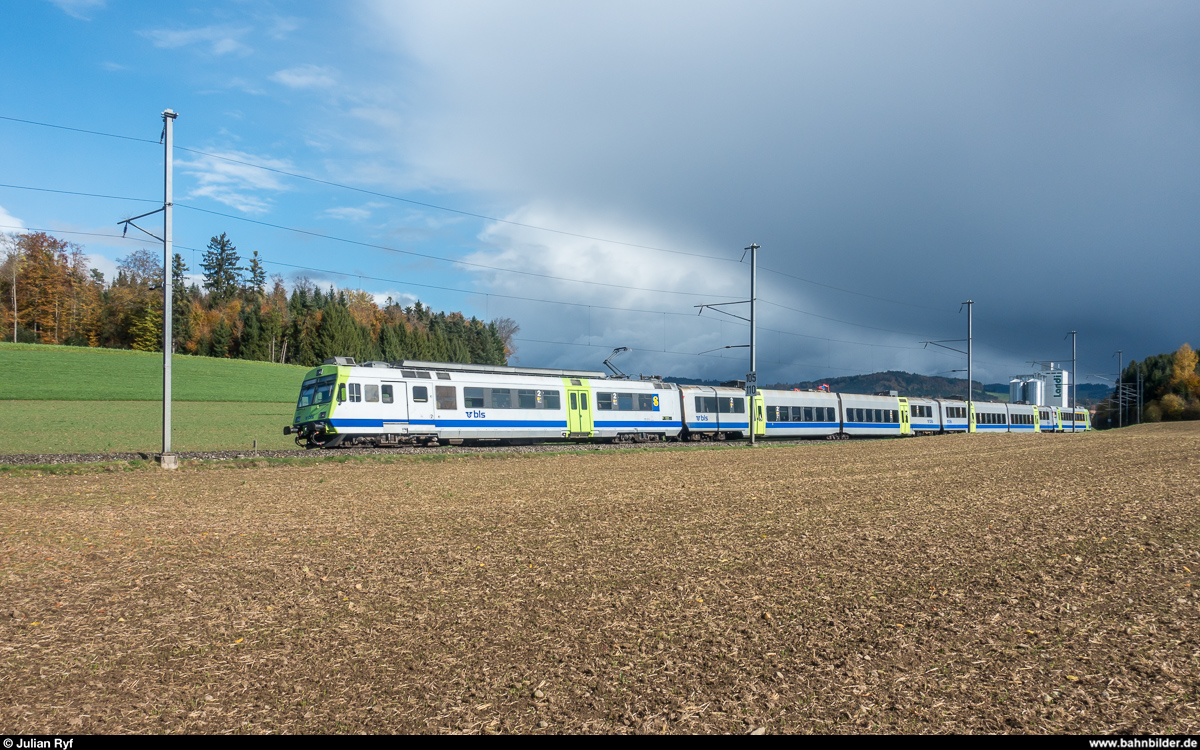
[348,383,362,403]
[435,386,455,409]
[489,389,512,409]
[312,377,336,406]
[364,384,379,403]
[417,372,432,379]
[518,390,537,409]
[790,406,802,421]
[413,386,428,403]
[618,393,634,411]
[580,393,588,410]
[638,394,656,410]
[464,387,485,408]
[401,370,417,378]
[570,393,578,410]
[436,372,451,380]
[543,390,560,409]
[382,385,394,404]
[696,396,717,413]
[597,392,613,410]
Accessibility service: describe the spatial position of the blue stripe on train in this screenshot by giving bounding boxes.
[686,421,750,430]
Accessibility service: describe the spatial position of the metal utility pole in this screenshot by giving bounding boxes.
[1115,350,1123,429]
[162,109,176,462]
[119,109,178,468]
[747,243,758,446]
[964,300,973,407]
[1137,361,1143,424]
[694,243,759,444]
[1067,330,1077,409]
[919,300,973,412]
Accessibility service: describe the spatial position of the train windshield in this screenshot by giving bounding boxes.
[297,375,338,408]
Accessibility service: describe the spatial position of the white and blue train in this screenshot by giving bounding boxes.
[285,358,1091,448]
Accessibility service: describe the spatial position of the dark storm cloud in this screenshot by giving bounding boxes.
[366,1,1200,381]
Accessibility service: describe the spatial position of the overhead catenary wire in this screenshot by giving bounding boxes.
[2,221,1004,376]
[0,117,1043,373]
[0,113,973,317]
[0,221,944,353]
[173,202,745,300]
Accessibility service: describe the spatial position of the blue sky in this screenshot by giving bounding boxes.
[3,1,1199,385]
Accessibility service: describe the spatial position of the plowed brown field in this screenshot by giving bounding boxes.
[3,423,1199,734]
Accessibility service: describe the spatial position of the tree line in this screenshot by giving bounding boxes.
[0,231,516,368]
[1093,343,1200,426]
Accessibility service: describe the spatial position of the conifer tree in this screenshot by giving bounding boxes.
[246,251,266,296]
[201,233,243,304]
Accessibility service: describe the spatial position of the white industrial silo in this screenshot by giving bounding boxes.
[1023,378,1044,406]
[1010,379,1024,403]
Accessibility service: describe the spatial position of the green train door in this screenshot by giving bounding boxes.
[753,394,765,436]
[898,397,911,435]
[565,379,593,438]
[968,402,977,433]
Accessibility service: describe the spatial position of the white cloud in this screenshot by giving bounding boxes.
[323,206,372,221]
[0,204,26,234]
[47,0,104,20]
[268,16,301,40]
[140,25,251,56]
[177,149,295,215]
[464,204,747,372]
[371,290,419,308]
[100,61,125,71]
[271,65,339,90]
[84,253,118,285]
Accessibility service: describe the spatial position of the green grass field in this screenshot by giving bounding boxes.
[0,342,309,401]
[0,343,306,454]
[0,401,297,454]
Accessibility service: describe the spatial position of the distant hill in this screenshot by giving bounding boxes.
[768,371,984,399]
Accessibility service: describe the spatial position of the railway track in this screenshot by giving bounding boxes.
[0,437,814,467]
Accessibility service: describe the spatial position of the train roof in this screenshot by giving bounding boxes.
[323,357,607,380]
